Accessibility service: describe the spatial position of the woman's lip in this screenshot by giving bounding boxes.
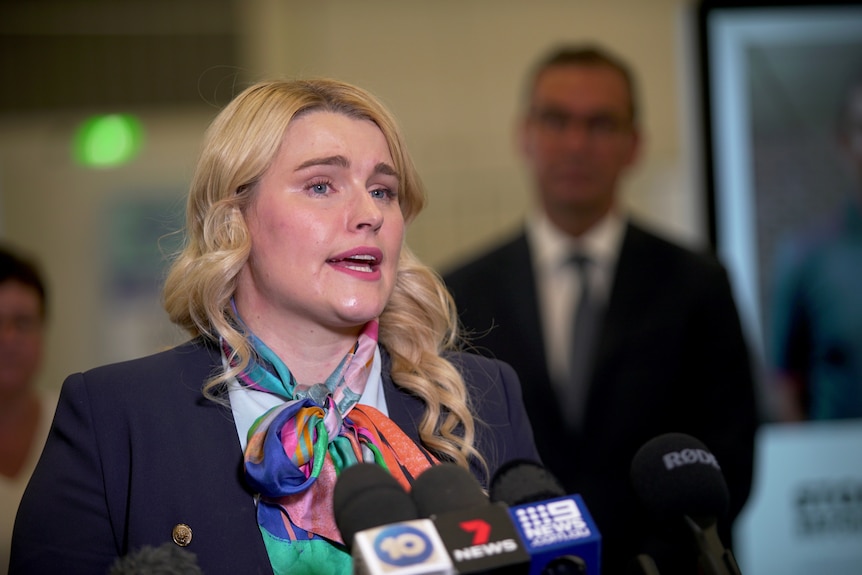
[326,253,383,279]
[326,246,383,263]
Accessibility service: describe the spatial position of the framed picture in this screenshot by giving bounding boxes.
[697,3,862,572]
[697,0,862,376]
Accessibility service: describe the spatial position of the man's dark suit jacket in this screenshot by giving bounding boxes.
[10,338,540,575]
[444,221,759,574]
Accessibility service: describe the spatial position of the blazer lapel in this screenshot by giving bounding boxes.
[379,349,425,448]
[600,222,661,356]
[504,234,552,388]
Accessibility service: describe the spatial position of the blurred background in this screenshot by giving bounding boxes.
[2,0,862,572]
[0,0,702,390]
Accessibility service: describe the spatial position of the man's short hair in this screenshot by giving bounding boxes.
[524,44,639,124]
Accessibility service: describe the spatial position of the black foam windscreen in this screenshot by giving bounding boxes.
[488,459,566,506]
[629,432,730,521]
[410,462,489,518]
[332,462,420,549]
[108,543,202,575]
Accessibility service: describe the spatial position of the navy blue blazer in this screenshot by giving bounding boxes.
[10,338,539,574]
[444,221,760,574]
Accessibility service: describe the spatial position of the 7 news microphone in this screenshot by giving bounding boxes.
[411,462,530,573]
[630,432,743,575]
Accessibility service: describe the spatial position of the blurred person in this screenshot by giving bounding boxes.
[0,244,54,575]
[770,68,862,421]
[10,79,540,575]
[444,44,759,574]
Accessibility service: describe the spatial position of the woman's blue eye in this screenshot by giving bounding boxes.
[311,183,329,194]
[371,188,395,200]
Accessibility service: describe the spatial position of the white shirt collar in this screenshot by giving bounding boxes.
[526,207,626,274]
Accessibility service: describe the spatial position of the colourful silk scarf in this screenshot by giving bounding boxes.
[224,320,437,575]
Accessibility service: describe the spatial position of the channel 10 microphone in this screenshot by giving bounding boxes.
[489,460,601,575]
[411,462,531,574]
[333,462,455,575]
[630,433,742,575]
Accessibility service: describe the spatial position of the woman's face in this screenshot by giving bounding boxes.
[235,111,405,339]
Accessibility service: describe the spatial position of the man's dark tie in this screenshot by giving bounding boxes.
[564,253,602,431]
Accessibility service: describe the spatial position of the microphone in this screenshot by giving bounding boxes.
[108,542,203,574]
[411,462,531,573]
[489,460,601,575]
[630,433,742,575]
[333,462,455,574]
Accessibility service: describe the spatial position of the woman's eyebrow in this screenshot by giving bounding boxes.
[295,156,399,179]
[295,155,350,171]
[375,162,398,178]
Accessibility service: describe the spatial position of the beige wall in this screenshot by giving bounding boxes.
[242,0,705,266]
[0,0,702,391]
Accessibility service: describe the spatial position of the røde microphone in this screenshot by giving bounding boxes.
[489,460,601,575]
[411,462,531,574]
[333,462,455,574]
[108,542,203,574]
[630,433,742,575]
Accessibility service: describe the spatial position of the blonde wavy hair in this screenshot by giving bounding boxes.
[163,79,484,472]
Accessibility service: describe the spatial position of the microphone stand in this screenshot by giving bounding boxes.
[631,554,661,575]
[684,516,742,575]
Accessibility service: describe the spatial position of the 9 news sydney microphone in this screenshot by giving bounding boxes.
[489,460,601,575]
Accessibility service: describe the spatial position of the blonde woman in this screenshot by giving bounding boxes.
[11,79,539,575]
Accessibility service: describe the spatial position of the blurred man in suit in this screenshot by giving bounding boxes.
[444,44,759,574]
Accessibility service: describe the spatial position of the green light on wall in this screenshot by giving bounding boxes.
[73,114,144,167]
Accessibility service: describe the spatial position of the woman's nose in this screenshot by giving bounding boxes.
[350,189,384,232]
